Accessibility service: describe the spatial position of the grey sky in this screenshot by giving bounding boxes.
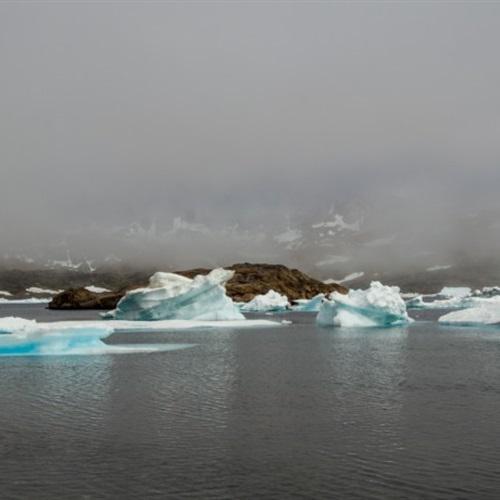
[1,1,500,266]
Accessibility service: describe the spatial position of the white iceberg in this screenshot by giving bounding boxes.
[439,297,500,326]
[104,268,244,321]
[316,281,410,327]
[292,294,325,312]
[240,290,290,312]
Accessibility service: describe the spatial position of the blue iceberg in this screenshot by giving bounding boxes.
[291,294,325,312]
[103,268,244,321]
[316,281,411,327]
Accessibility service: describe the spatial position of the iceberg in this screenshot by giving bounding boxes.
[439,297,500,326]
[316,281,411,327]
[240,290,290,312]
[406,287,473,310]
[291,294,325,312]
[104,268,244,321]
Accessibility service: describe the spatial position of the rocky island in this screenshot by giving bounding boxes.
[48,263,347,310]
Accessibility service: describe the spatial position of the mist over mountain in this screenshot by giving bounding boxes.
[2,2,500,284]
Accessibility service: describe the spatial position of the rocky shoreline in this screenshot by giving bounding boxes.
[48,263,347,310]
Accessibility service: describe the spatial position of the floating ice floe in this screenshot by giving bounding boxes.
[104,268,244,321]
[316,281,411,327]
[291,294,325,312]
[0,322,193,357]
[0,314,281,357]
[439,297,500,326]
[0,316,281,336]
[240,290,290,312]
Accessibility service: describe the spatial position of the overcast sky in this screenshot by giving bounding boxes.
[1,1,500,260]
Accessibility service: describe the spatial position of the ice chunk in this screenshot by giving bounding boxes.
[104,268,244,321]
[439,297,500,326]
[241,290,290,312]
[292,294,325,312]
[316,281,410,327]
[0,291,12,297]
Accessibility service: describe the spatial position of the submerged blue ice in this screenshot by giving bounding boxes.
[104,268,244,321]
[0,326,113,356]
[0,322,195,357]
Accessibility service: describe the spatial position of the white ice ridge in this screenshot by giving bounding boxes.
[241,290,290,312]
[0,321,194,357]
[26,287,63,295]
[85,286,111,293]
[439,297,500,326]
[316,281,411,327]
[0,291,12,297]
[0,297,51,304]
[104,268,244,321]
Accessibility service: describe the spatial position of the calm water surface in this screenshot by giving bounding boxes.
[1,304,500,499]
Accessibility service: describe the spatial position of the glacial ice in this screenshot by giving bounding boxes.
[291,294,325,312]
[240,290,290,312]
[439,297,500,326]
[104,268,244,321]
[316,281,411,327]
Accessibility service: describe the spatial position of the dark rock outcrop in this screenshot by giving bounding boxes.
[48,263,347,310]
[48,288,125,310]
